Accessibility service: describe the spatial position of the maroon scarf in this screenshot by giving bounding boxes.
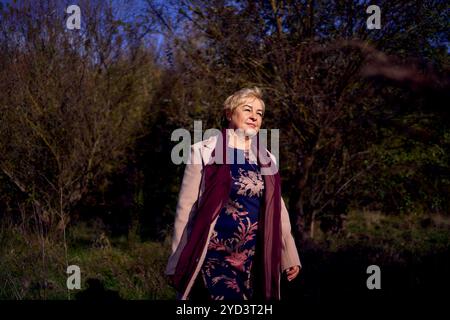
[173,128,282,300]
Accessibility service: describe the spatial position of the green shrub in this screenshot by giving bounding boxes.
[0,222,176,300]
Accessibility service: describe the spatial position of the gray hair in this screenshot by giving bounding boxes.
[223,87,265,118]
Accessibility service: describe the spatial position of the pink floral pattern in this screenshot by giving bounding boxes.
[236,168,264,197]
[199,147,264,300]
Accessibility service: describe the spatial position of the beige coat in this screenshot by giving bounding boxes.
[165,133,301,300]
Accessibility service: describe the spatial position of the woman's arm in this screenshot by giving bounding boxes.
[165,145,203,275]
[265,151,302,276]
[280,197,302,275]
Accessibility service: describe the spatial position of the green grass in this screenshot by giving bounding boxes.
[314,210,450,264]
[0,221,176,300]
[2,210,449,300]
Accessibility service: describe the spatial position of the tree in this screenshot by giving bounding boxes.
[0,0,159,238]
[156,0,449,239]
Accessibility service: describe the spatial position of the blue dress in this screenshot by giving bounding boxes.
[200,146,264,300]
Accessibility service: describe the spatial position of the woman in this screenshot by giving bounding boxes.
[165,87,301,300]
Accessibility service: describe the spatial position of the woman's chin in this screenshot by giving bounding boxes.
[233,127,258,138]
[244,128,257,137]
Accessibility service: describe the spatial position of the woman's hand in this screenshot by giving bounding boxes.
[284,265,301,282]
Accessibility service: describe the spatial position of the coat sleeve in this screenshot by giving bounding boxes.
[280,196,302,271]
[165,145,203,275]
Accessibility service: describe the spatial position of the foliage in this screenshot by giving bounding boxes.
[0,220,176,300]
[0,0,448,300]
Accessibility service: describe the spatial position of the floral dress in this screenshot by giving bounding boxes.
[200,146,264,300]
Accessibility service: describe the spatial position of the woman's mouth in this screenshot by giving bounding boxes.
[247,123,256,128]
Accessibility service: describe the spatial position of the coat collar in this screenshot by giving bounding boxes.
[202,135,217,149]
[200,130,278,175]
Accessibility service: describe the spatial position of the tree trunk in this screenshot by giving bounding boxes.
[310,210,317,239]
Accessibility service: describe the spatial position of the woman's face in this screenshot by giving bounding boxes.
[227,97,264,136]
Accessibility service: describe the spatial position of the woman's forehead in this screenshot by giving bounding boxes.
[238,97,264,109]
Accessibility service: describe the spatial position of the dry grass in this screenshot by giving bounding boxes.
[0,221,176,300]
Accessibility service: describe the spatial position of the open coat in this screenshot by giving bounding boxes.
[165,132,301,300]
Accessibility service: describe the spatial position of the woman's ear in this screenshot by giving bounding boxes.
[225,109,232,121]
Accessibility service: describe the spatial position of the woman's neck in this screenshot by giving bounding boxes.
[226,128,250,150]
